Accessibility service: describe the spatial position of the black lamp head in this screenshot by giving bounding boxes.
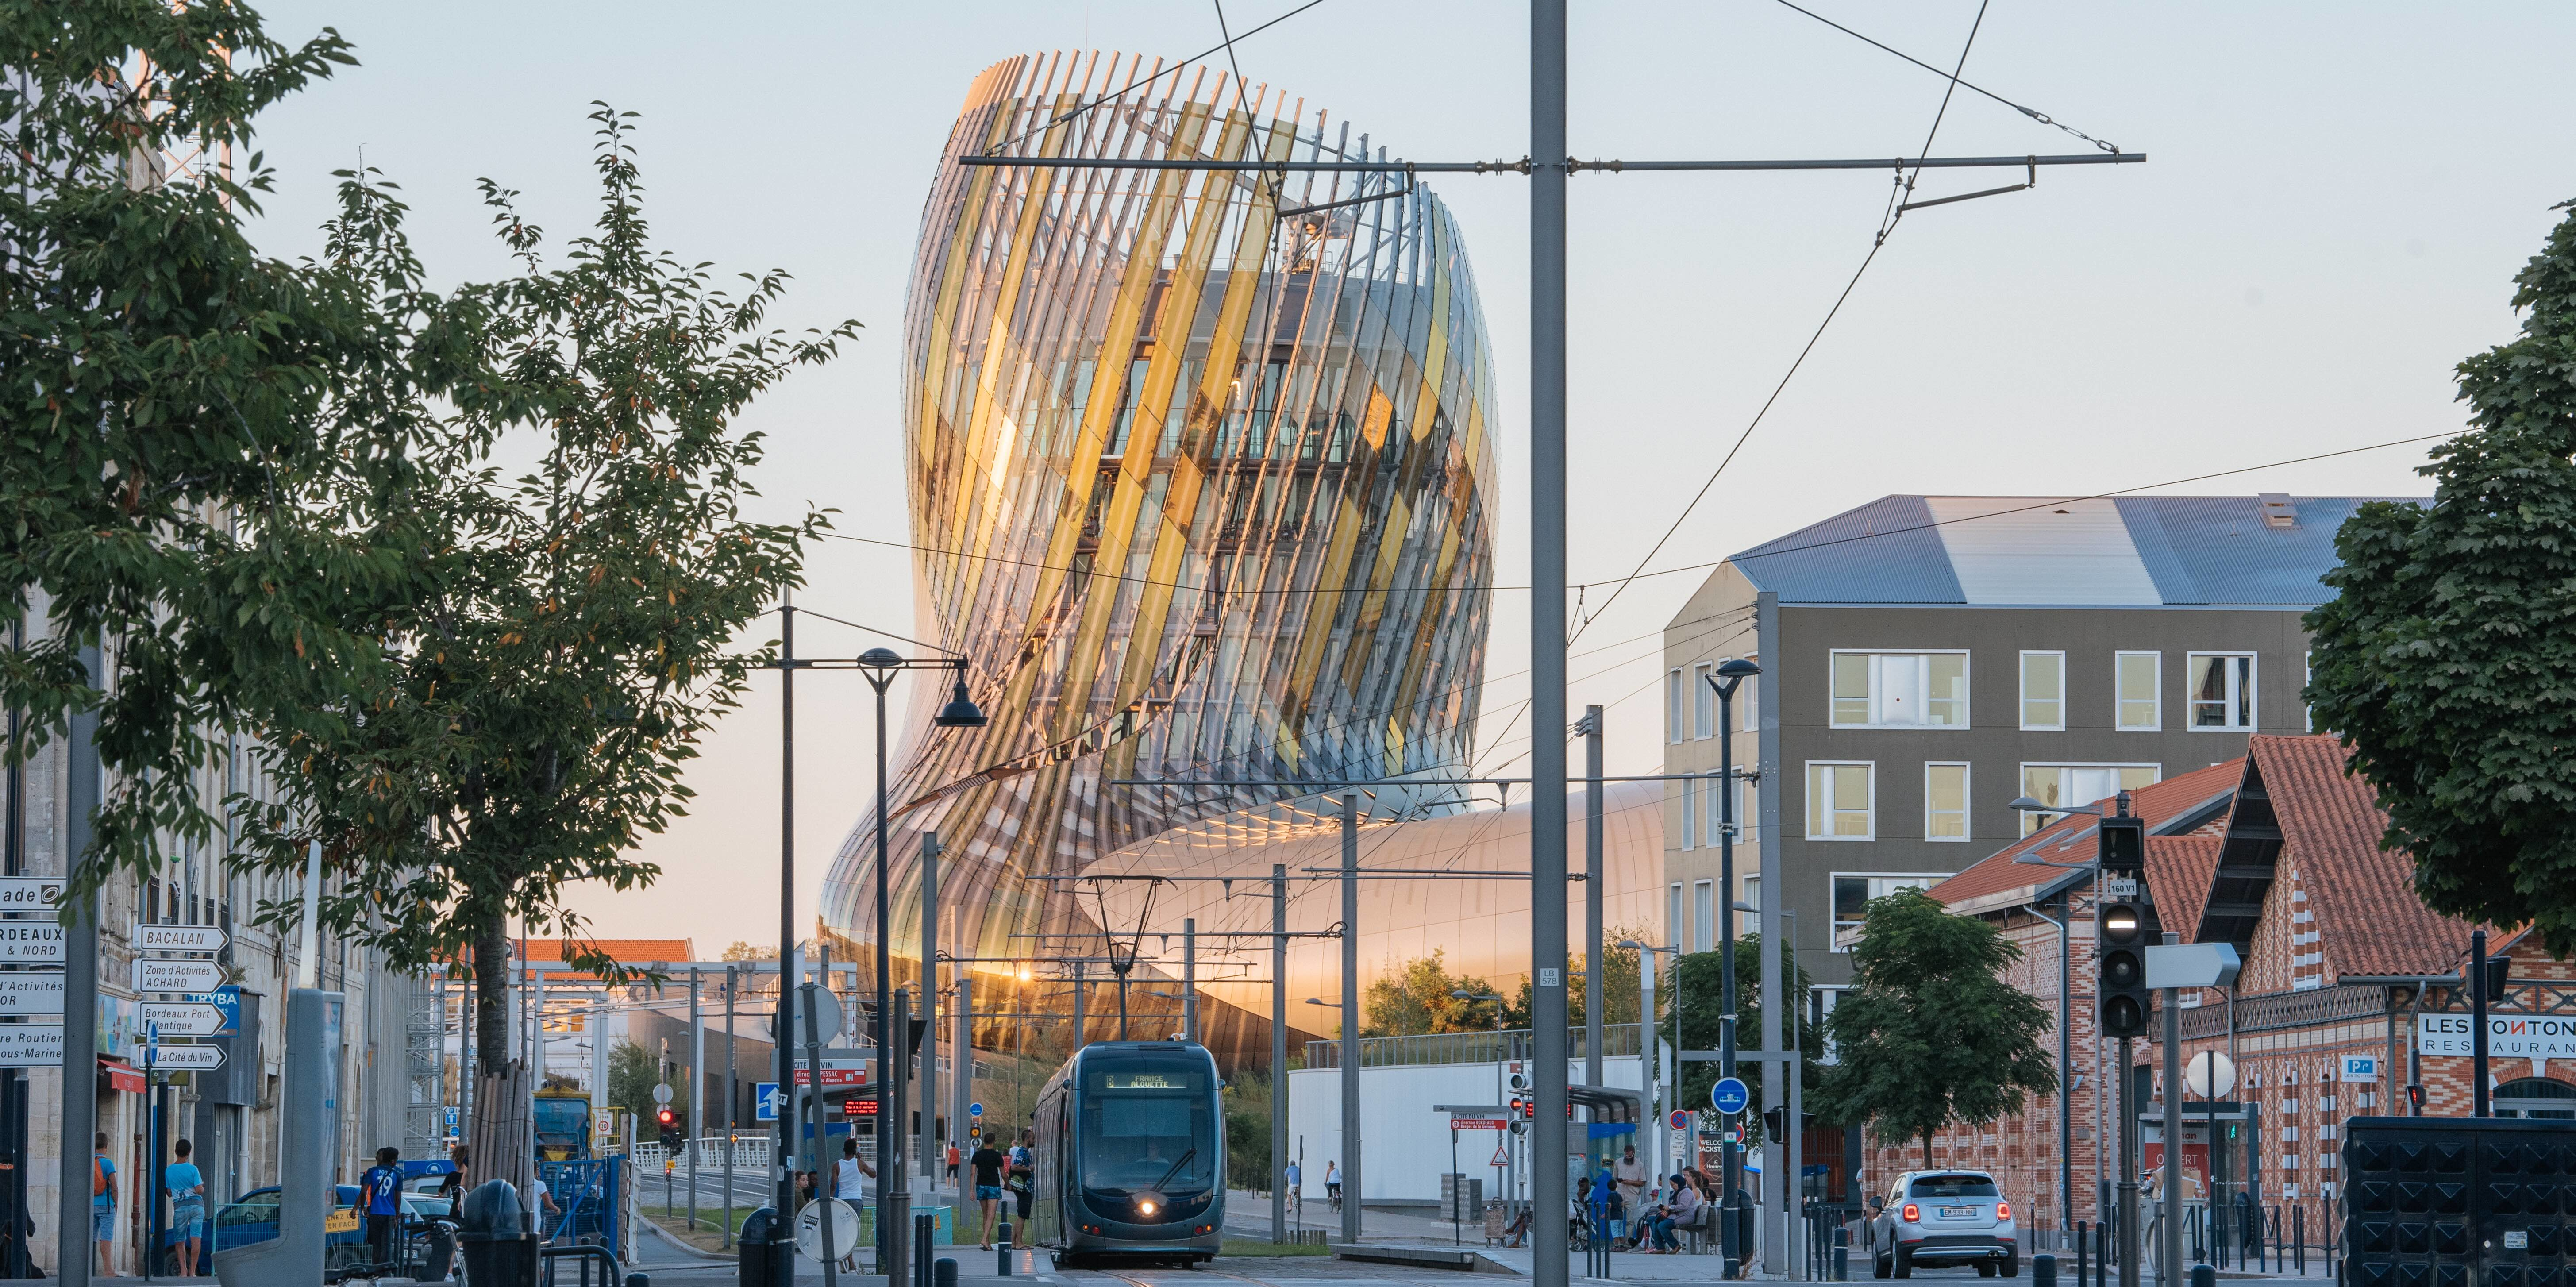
[1715,657,1762,680]
[933,677,987,728]
[856,647,904,669]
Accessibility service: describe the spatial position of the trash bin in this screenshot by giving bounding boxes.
[738,1206,794,1287]
[457,1179,533,1287]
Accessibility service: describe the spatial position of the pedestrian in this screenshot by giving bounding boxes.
[970,1135,1008,1247]
[835,1136,875,1201]
[91,1131,116,1279]
[166,1138,206,1278]
[1613,1144,1648,1212]
[359,1145,404,1268]
[1009,1129,1036,1223]
[438,1144,469,1202]
[1283,1157,1301,1214]
[947,1141,962,1183]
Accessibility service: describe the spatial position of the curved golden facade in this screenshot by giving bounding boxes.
[821,53,1499,1052]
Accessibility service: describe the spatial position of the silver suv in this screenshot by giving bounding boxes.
[1866,1169,2018,1278]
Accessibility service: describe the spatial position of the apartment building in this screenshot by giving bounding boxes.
[1659,492,2413,997]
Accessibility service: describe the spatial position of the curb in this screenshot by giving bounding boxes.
[641,1214,737,1264]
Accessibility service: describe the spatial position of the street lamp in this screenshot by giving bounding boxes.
[1701,657,1759,1271]
[851,644,985,1262]
[2008,790,2127,1242]
[1450,989,1507,1032]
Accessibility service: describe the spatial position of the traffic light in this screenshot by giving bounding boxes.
[2096,812,2150,1038]
[655,1106,682,1148]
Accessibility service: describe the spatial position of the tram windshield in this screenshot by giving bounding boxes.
[1078,1056,1213,1192]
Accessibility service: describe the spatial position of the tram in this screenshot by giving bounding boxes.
[1031,1040,1225,1265]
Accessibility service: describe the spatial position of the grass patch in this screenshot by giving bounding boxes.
[1219,1237,1335,1257]
[638,1203,755,1254]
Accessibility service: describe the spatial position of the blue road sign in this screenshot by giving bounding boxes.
[970,1102,984,1118]
[1711,1076,1750,1115]
[186,986,241,1037]
[755,1082,781,1122]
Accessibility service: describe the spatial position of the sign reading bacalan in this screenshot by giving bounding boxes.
[2417,1012,2576,1059]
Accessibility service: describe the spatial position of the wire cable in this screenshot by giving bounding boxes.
[981,0,1325,157]
[1769,0,2122,154]
[782,606,958,657]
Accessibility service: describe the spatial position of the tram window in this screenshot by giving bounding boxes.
[1079,1057,1214,1192]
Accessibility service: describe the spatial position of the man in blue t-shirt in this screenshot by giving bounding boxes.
[91,1132,115,1279]
[359,1146,405,1267]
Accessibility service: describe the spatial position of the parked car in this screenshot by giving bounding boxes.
[211,1183,453,1275]
[1867,1169,2018,1278]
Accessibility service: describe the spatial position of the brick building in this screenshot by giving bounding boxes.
[1873,734,2567,1245]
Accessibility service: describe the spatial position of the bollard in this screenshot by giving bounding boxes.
[1833,1225,1851,1282]
[997,1220,1014,1277]
[2190,1262,2215,1287]
[935,1256,959,1287]
[2034,1252,2059,1287]
[2075,1221,2090,1287]
[915,1213,936,1287]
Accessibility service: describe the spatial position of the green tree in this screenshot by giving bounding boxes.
[2306,198,2576,954]
[232,109,855,1174]
[1811,889,2055,1165]
[1502,923,1655,1030]
[607,1038,659,1122]
[1658,934,1824,1129]
[1363,948,1506,1036]
[1223,1067,1274,1191]
[1,3,464,907]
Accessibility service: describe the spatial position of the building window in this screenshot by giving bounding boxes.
[1712,775,1756,847]
[1806,762,1875,840]
[2187,652,2256,730]
[2303,650,2316,733]
[2019,763,2161,834]
[1667,669,1685,744]
[2020,651,2065,730]
[1680,778,1697,850]
[1831,874,1942,951]
[2116,651,2161,730]
[1693,880,1716,953]
[1740,663,1760,732]
[1692,661,1717,739]
[1669,883,1684,952]
[1830,651,1968,728]
[1925,763,1969,841]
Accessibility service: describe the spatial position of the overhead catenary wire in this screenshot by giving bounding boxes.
[1768,0,2123,155]
[978,0,1325,157]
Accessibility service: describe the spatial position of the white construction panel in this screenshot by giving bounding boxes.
[1928,497,2164,605]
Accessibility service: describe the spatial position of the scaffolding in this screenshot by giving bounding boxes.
[404,975,448,1158]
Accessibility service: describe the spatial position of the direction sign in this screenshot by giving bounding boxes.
[0,973,65,1016]
[1710,1076,1750,1115]
[138,1002,227,1037]
[143,1044,224,1072]
[0,924,65,963]
[970,1102,984,1118]
[0,879,63,913]
[1447,1117,1509,1131]
[132,959,223,993]
[755,1083,781,1122]
[790,1067,867,1088]
[1669,1109,1691,1131]
[133,925,228,954]
[0,1024,62,1067]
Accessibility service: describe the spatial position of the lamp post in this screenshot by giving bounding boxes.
[1304,996,1359,1243]
[1703,658,1760,1272]
[1616,942,1674,1189]
[851,646,986,1262]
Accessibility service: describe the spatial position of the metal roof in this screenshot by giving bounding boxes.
[1727,493,2424,607]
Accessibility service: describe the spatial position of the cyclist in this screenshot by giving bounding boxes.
[1325,1160,1342,1210]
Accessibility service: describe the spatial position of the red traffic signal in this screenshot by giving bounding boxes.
[655,1107,676,1128]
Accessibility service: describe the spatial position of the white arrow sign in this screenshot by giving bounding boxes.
[0,973,66,1016]
[0,925,65,964]
[138,1002,227,1037]
[132,959,223,994]
[0,879,64,913]
[0,1025,63,1067]
[144,1044,224,1071]
[133,925,228,954]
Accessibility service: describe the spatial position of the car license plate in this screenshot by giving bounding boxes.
[1941,1206,1976,1218]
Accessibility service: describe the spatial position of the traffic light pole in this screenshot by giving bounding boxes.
[2118,1034,2139,1287]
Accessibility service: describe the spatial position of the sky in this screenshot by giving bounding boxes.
[238,0,2576,955]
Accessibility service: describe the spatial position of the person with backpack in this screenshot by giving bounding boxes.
[91,1131,116,1278]
[359,1146,404,1268]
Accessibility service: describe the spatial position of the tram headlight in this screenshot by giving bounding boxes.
[1136,1193,1163,1217]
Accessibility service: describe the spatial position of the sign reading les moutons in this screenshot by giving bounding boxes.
[2417,1012,2576,1059]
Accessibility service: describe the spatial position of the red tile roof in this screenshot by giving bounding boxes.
[2241,735,2496,979]
[1933,760,2246,917]
[512,937,697,967]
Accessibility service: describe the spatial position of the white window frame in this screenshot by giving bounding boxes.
[1666,668,1686,744]
[2186,651,2257,731]
[1829,872,1946,952]
[1669,883,1684,952]
[1924,761,1970,843]
[1679,778,1696,850]
[1740,663,1761,732]
[1805,760,1876,841]
[1693,879,1716,953]
[1724,775,1758,847]
[1828,649,1971,730]
[2018,762,2163,834]
[1692,661,1717,740]
[2115,650,2162,732]
[2018,651,2066,731]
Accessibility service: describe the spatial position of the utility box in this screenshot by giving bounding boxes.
[1441,1174,1483,1223]
[2343,1115,2576,1287]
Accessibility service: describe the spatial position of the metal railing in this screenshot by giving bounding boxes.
[2172,982,2387,1041]
[1303,1022,1641,1070]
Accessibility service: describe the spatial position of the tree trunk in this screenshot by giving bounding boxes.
[467,903,534,1215]
[1922,1133,1933,1169]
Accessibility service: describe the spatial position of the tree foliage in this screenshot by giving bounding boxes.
[606,1037,659,1123]
[1362,948,1508,1037]
[1810,889,2055,1164]
[2306,198,2576,954]
[1658,933,1824,1128]
[1,2,462,906]
[230,108,855,1078]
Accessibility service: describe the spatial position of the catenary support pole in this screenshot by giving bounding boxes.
[955,975,972,1179]
[2160,932,2182,1287]
[690,966,703,1230]
[2472,927,2491,1118]
[1272,862,1289,1244]
[777,594,800,1221]
[57,644,100,1287]
[1638,948,1659,1183]
[1070,960,1086,1053]
[1183,918,1198,1043]
[724,963,738,1249]
[2119,1033,2140,1287]
[1584,706,1603,1089]
[1528,6,1573,1287]
[1719,679,1743,1272]
[1341,793,1363,1245]
[921,834,940,1200]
